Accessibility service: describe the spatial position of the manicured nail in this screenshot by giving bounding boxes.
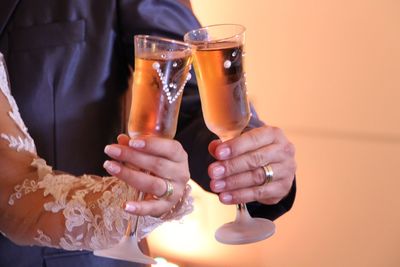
[104,145,121,157]
[117,134,127,143]
[217,146,231,159]
[129,139,145,148]
[221,193,232,203]
[214,180,226,190]
[124,202,137,213]
[212,165,225,177]
[103,160,121,174]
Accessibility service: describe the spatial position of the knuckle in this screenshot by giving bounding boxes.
[253,168,266,186]
[223,160,235,175]
[225,176,239,190]
[284,141,296,157]
[247,129,263,145]
[171,139,182,151]
[181,150,188,162]
[172,139,181,150]
[272,126,283,137]
[259,126,270,137]
[151,157,167,175]
[250,151,265,168]
[176,165,190,183]
[173,140,188,161]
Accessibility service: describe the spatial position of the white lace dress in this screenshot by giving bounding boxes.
[0,53,193,251]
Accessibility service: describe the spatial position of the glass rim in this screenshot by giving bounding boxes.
[134,34,191,48]
[184,23,246,44]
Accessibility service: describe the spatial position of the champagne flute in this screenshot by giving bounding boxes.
[184,24,275,244]
[94,35,192,263]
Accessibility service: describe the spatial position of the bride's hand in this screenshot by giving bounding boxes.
[103,134,190,217]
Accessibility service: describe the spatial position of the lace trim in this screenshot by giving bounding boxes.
[30,159,135,250]
[34,230,52,247]
[8,178,39,206]
[0,53,36,154]
[10,158,193,250]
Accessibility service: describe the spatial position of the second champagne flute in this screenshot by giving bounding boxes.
[94,35,192,263]
[185,24,275,245]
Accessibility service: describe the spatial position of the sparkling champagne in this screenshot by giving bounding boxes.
[192,42,250,140]
[128,52,192,139]
[184,25,275,246]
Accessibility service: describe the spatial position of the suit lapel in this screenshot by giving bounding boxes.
[0,0,21,38]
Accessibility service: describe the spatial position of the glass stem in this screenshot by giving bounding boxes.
[235,203,252,222]
[126,190,145,237]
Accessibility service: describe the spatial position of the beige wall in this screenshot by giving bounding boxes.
[148,1,400,266]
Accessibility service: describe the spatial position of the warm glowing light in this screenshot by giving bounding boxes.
[148,180,236,261]
[151,257,179,267]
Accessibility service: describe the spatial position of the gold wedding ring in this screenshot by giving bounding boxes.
[158,179,174,199]
[262,164,274,185]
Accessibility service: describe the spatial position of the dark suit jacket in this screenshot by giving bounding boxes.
[0,1,296,266]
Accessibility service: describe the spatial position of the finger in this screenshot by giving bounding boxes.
[128,136,187,162]
[208,143,286,179]
[117,134,130,145]
[208,139,222,159]
[104,160,186,202]
[103,160,169,197]
[214,126,287,160]
[104,144,189,180]
[209,165,264,193]
[211,162,292,193]
[218,181,290,205]
[124,199,172,217]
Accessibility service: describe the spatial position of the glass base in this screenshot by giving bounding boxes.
[215,217,275,245]
[94,235,156,264]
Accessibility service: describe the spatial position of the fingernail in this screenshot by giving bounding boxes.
[103,160,121,174]
[221,193,232,203]
[124,202,136,213]
[214,180,226,190]
[129,139,145,148]
[218,146,231,159]
[117,134,126,143]
[212,165,225,177]
[104,145,121,157]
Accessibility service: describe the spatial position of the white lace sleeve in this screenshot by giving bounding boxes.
[0,53,193,251]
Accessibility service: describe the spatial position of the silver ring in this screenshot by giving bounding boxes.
[158,179,174,199]
[262,164,274,185]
